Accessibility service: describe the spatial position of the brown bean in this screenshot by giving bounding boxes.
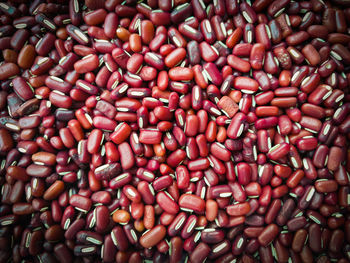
[3,49,18,63]
[112,210,131,224]
[302,44,320,66]
[0,128,14,152]
[12,203,34,215]
[300,246,313,263]
[7,166,29,181]
[32,152,57,166]
[292,229,307,252]
[45,225,64,242]
[43,181,65,201]
[258,224,279,246]
[17,45,35,69]
[139,225,166,248]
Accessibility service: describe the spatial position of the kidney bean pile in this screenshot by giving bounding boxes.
[0,0,350,262]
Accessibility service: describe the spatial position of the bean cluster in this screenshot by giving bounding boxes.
[0,0,349,262]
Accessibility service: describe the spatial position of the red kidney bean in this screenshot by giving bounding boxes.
[167,149,186,167]
[226,27,242,49]
[315,179,338,193]
[73,245,98,256]
[66,25,90,46]
[74,54,99,74]
[234,76,259,94]
[140,225,166,248]
[46,76,73,94]
[188,242,210,263]
[199,229,224,245]
[69,194,92,212]
[327,146,343,171]
[287,216,307,232]
[179,194,205,213]
[109,226,128,252]
[36,33,56,57]
[179,214,196,239]
[156,191,179,214]
[169,2,190,22]
[307,223,322,253]
[76,230,103,245]
[26,163,52,177]
[167,211,186,237]
[0,62,20,81]
[243,23,254,44]
[187,158,210,171]
[264,199,281,225]
[153,175,173,191]
[302,44,321,66]
[269,19,282,43]
[329,229,344,253]
[43,180,64,201]
[226,202,251,217]
[12,77,34,101]
[227,55,250,73]
[255,23,271,50]
[258,224,279,247]
[10,29,30,51]
[226,113,246,139]
[12,202,34,215]
[292,229,307,253]
[250,43,265,70]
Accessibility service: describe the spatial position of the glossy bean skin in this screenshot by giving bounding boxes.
[0,1,349,262]
[139,225,166,248]
[258,224,279,246]
[190,242,211,263]
[0,62,20,80]
[156,192,179,214]
[179,194,205,213]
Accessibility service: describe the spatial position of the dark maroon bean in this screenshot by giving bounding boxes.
[35,33,56,56]
[35,13,57,32]
[259,244,273,263]
[287,216,307,231]
[54,243,73,263]
[64,219,85,240]
[171,3,193,24]
[190,242,210,263]
[268,0,290,17]
[11,29,30,50]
